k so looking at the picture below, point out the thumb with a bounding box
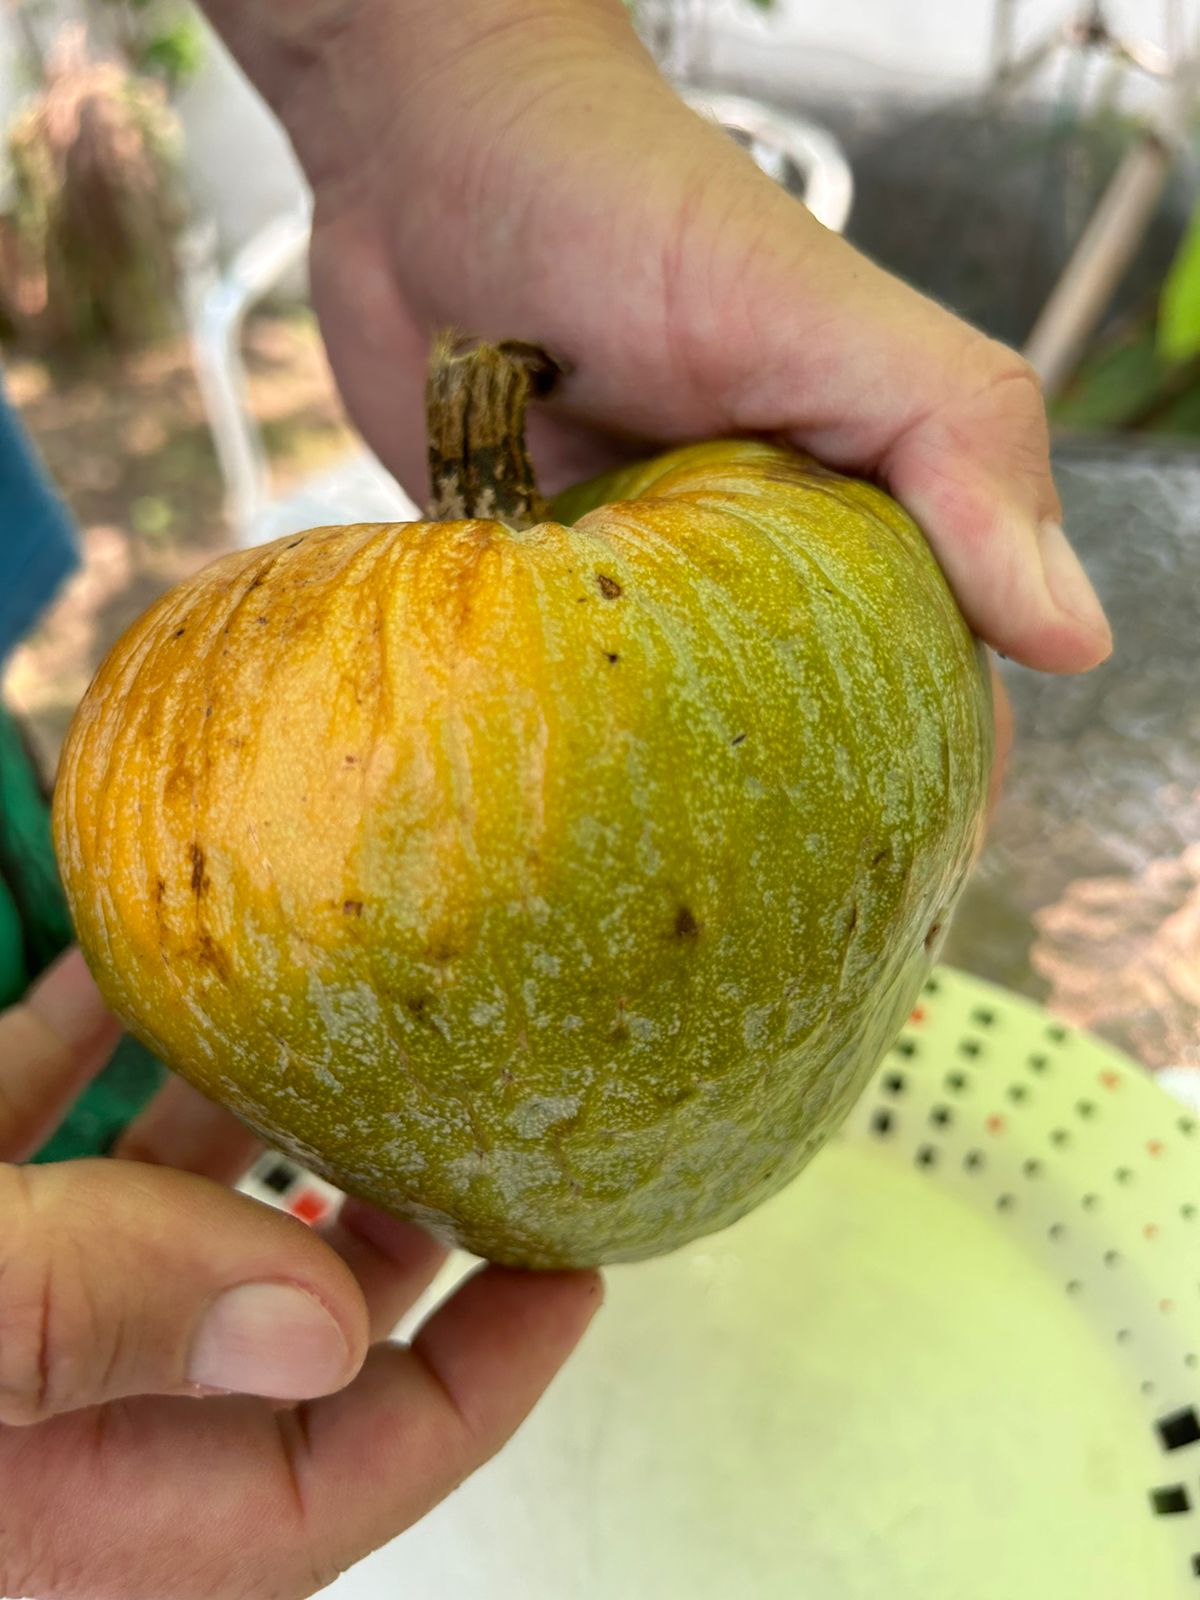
[737,224,1114,676]
[0,1158,369,1424]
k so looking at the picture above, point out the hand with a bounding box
[250,0,1112,678]
[0,950,601,1600]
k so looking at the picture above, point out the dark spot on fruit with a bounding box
[228,736,244,749]
[154,878,166,904]
[248,575,263,589]
[195,933,229,980]
[604,650,620,664]
[287,538,304,549]
[674,906,700,940]
[610,1018,630,1043]
[173,627,186,639]
[871,846,891,866]
[925,921,943,950]
[576,595,588,603]
[730,732,747,746]
[204,704,213,718]
[255,615,269,625]
[343,754,359,766]
[596,573,623,599]
[189,844,207,898]
[426,937,462,965]
[343,899,364,917]
[405,994,430,1019]
[847,904,859,933]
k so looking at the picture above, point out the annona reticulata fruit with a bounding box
[53,339,991,1267]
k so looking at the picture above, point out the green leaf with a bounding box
[1159,202,1200,364]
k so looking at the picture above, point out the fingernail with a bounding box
[1038,520,1112,648]
[189,1283,351,1399]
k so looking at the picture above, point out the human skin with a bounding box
[4,2,1104,1595]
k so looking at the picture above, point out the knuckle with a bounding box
[970,336,1045,410]
[0,1166,98,1424]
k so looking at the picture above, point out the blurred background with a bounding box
[2,0,1199,1086]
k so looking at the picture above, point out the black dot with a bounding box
[1009,1083,1029,1103]
[924,976,940,996]
[1157,1408,1200,1451]
[964,1149,985,1171]
[959,1038,983,1058]
[1050,1127,1070,1147]
[1023,1158,1042,1178]
[893,1037,918,1058]
[1115,1167,1134,1185]
[1182,1204,1197,1222]
[1048,1223,1066,1241]
[1180,1118,1196,1136]
[930,1105,953,1128]
[1192,1553,1200,1577]
[1143,1379,1156,1397]
[883,1072,906,1095]
[1027,1053,1049,1073]
[971,1007,996,1027]
[916,1145,938,1168]
[1046,1024,1069,1043]
[1186,1354,1198,1370]
[1077,1100,1097,1119]
[945,1072,969,1093]
[1067,1279,1084,1295]
[1151,1484,1191,1515]
[1082,1193,1100,1210]
[1105,1250,1122,1268]
[997,1193,1016,1211]
[259,1161,295,1195]
[871,1108,894,1137]
[1116,1328,1133,1344]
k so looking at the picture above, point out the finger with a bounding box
[987,660,1015,823]
[320,1199,448,1341]
[0,1157,372,1423]
[294,1265,603,1570]
[0,1267,601,1600]
[111,1075,262,1184]
[0,948,122,1160]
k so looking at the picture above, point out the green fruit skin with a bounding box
[54,441,992,1267]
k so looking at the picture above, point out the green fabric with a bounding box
[0,703,164,1160]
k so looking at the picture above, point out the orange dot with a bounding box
[986,1114,1006,1135]
[1161,1299,1175,1314]
[1100,1070,1121,1090]
[910,1007,927,1025]
[289,1190,329,1226]
[1148,1140,1165,1158]
[1143,1223,1160,1241]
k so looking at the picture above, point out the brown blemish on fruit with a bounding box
[343,899,364,917]
[925,921,943,950]
[674,906,700,940]
[730,732,747,746]
[154,878,166,904]
[195,933,229,981]
[847,904,859,934]
[596,573,622,599]
[189,844,207,899]
[603,650,620,664]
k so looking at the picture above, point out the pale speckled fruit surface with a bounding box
[53,441,992,1267]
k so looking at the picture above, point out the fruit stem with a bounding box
[425,333,563,529]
